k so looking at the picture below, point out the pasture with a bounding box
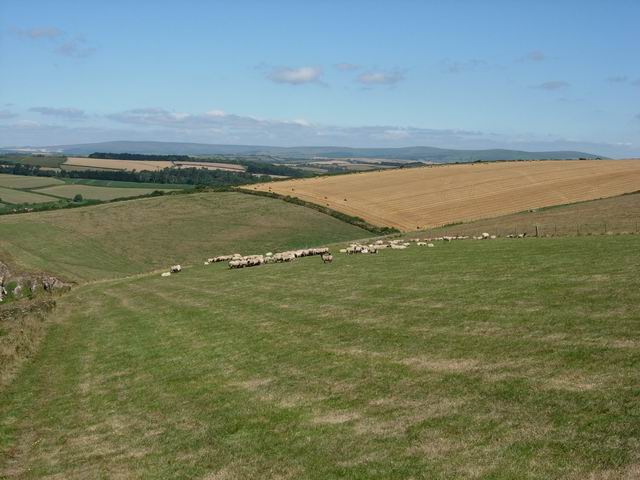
[1,235,639,479]
[33,184,174,201]
[0,174,63,189]
[0,192,368,281]
[0,186,57,205]
[251,160,640,230]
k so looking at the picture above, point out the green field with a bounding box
[61,178,192,189]
[1,235,638,479]
[0,174,64,189]
[0,192,368,281]
[33,184,175,201]
[0,186,57,205]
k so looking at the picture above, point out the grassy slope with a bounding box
[0,192,368,282]
[32,184,174,201]
[0,186,58,205]
[419,192,640,237]
[1,236,639,479]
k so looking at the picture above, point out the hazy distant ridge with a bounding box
[2,140,603,162]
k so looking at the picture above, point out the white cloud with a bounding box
[0,110,18,119]
[266,66,323,85]
[357,70,404,86]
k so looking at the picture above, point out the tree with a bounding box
[73,194,83,202]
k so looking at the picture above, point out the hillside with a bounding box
[2,140,602,162]
[0,192,368,281]
[251,159,640,230]
[1,235,639,478]
[418,191,640,237]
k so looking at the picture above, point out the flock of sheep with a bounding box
[161,231,509,276]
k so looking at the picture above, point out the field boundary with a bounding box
[236,187,399,235]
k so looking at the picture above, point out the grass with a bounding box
[0,235,639,478]
[0,174,64,189]
[0,192,368,281]
[418,192,640,237]
[61,178,191,189]
[32,184,175,201]
[0,186,58,205]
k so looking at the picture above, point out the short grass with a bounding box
[0,192,368,281]
[419,192,640,237]
[1,235,638,479]
[61,178,191,189]
[0,174,64,189]
[32,184,173,201]
[0,186,58,205]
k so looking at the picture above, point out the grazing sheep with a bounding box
[170,265,182,273]
[427,243,435,247]
[339,248,347,253]
[161,272,171,277]
[417,242,427,246]
[321,253,333,263]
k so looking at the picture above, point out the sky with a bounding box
[1,0,639,157]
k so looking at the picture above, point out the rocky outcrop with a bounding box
[0,261,70,302]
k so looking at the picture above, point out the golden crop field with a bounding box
[63,157,174,171]
[62,157,246,172]
[251,160,640,230]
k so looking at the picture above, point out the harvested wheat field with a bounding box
[62,157,245,172]
[251,160,640,230]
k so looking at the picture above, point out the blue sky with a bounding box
[1,0,639,156]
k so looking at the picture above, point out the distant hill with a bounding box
[1,140,604,163]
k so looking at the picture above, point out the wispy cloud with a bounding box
[334,62,361,71]
[12,26,96,58]
[266,66,323,85]
[12,26,62,40]
[30,107,87,119]
[531,80,570,91]
[606,75,628,83]
[442,58,488,74]
[632,78,640,87]
[518,50,546,62]
[356,70,404,86]
[0,110,18,119]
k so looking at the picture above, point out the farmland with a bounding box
[0,174,63,189]
[33,184,174,201]
[62,157,246,172]
[251,159,640,230]
[0,186,57,204]
[0,192,368,281]
[1,233,639,479]
[418,191,640,238]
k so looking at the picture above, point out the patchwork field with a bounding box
[1,235,639,479]
[0,174,63,189]
[0,186,57,204]
[251,160,640,230]
[0,192,368,281]
[62,157,246,172]
[33,184,174,201]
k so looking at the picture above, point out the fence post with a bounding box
[535,225,539,237]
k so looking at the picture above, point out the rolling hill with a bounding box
[251,159,640,230]
[1,140,603,163]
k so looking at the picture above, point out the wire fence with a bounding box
[426,220,640,238]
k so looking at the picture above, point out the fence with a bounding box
[424,220,640,238]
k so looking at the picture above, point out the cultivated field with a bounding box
[0,174,63,189]
[0,192,368,281]
[1,235,639,479]
[62,157,246,172]
[251,160,640,230]
[418,191,640,238]
[0,186,57,204]
[33,184,174,201]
